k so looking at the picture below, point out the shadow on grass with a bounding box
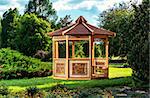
[42,76,132,90]
[65,77,132,88]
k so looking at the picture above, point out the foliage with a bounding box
[95,42,105,58]
[127,0,149,86]
[16,13,52,56]
[0,48,52,79]
[1,9,52,58]
[26,86,39,97]
[25,0,57,22]
[98,2,133,57]
[1,8,20,49]
[75,41,86,58]
[0,84,9,96]
[56,15,73,29]
[0,17,1,48]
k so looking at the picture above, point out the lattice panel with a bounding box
[94,66,105,74]
[72,63,88,75]
[69,60,90,77]
[55,62,65,75]
[95,61,105,66]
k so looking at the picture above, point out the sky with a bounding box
[0,0,142,26]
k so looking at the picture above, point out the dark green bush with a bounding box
[26,86,39,97]
[0,48,52,79]
[0,84,9,96]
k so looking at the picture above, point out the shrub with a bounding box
[0,48,52,79]
[0,84,9,96]
[26,86,39,97]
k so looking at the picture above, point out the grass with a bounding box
[0,64,132,93]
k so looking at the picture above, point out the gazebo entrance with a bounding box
[49,16,115,80]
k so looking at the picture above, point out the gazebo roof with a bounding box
[49,16,115,37]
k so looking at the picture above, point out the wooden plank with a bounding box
[68,38,89,41]
[69,35,89,38]
[106,37,109,67]
[72,41,75,58]
[94,35,107,38]
[52,38,55,77]
[89,36,92,79]
[68,58,90,60]
[55,41,59,58]
[105,37,109,78]
[66,35,69,79]
[53,39,66,41]
[53,76,67,80]
[53,36,66,39]
[92,36,95,67]
[68,77,91,80]
[54,58,66,60]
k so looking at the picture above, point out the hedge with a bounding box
[0,48,52,79]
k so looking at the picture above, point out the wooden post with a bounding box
[92,37,95,64]
[52,37,55,77]
[72,41,75,58]
[66,35,69,79]
[89,36,92,79]
[55,41,59,58]
[106,37,109,67]
[106,37,109,78]
[92,36,95,77]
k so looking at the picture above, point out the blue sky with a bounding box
[0,0,142,26]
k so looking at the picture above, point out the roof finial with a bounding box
[75,16,87,23]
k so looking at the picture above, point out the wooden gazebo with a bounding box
[49,16,115,80]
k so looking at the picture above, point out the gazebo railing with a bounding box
[53,58,108,79]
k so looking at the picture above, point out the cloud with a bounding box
[0,0,29,17]
[53,0,143,12]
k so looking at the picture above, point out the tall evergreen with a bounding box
[25,0,57,21]
[1,8,19,48]
[127,0,149,86]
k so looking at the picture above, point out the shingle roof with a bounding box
[48,16,115,36]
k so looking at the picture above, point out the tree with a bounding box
[25,0,57,21]
[1,8,19,48]
[0,17,2,48]
[16,13,52,56]
[127,0,149,86]
[98,3,133,57]
[55,15,73,29]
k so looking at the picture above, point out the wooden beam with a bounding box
[92,37,95,65]
[66,35,69,79]
[68,38,89,41]
[105,37,109,67]
[72,41,75,58]
[92,36,95,78]
[105,37,109,78]
[94,35,107,38]
[89,36,92,79]
[55,41,59,58]
[52,38,55,77]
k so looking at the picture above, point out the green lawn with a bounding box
[0,64,132,93]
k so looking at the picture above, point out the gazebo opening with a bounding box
[48,16,115,80]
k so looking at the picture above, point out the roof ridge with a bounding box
[82,22,94,34]
[62,22,79,35]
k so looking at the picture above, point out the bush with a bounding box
[0,84,9,96]
[0,48,52,79]
[26,86,39,97]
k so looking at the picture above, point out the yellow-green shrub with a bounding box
[0,48,52,79]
